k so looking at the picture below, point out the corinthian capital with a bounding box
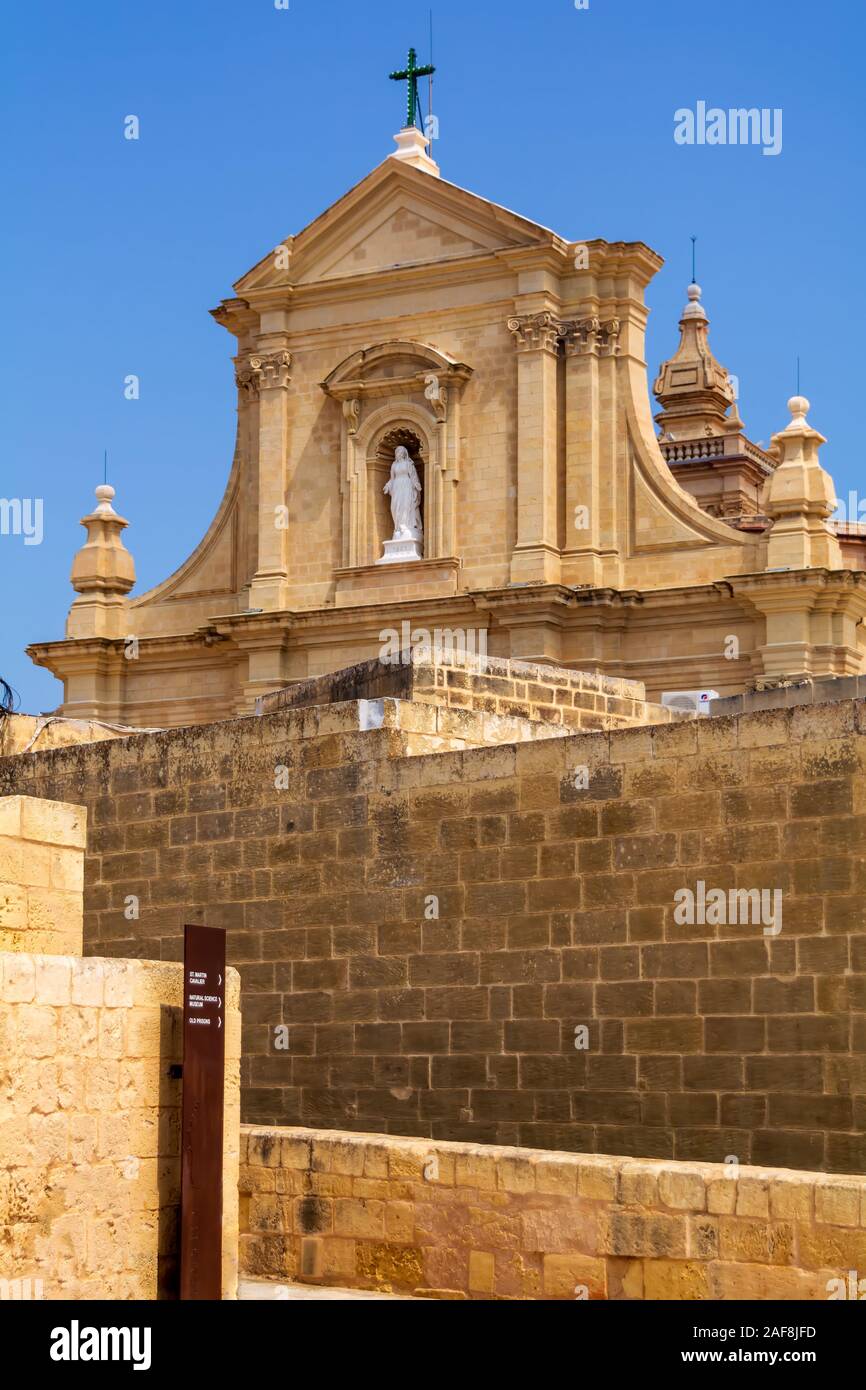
[561,317,621,358]
[561,317,600,357]
[506,312,564,355]
[252,350,293,390]
[234,358,260,398]
[600,318,621,357]
[236,349,293,396]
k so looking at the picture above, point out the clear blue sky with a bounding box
[1,0,862,712]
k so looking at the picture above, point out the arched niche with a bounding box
[321,340,473,569]
[371,425,428,559]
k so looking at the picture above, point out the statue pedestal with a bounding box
[377,537,423,565]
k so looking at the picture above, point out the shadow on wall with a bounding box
[157,1003,183,1300]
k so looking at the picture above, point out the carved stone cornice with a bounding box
[235,350,293,396]
[506,312,564,355]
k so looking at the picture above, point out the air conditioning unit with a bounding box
[661,689,719,716]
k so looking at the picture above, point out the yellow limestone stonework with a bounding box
[0,794,241,1300]
[27,140,866,726]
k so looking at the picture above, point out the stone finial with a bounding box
[763,396,842,570]
[67,484,136,640]
[780,394,812,433]
[390,126,440,176]
[653,283,740,438]
[682,282,708,322]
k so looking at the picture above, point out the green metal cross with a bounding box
[389,47,435,130]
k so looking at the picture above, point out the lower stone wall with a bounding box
[3,696,865,1174]
[0,952,242,1300]
[239,1125,866,1301]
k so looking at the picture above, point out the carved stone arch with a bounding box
[322,339,469,395]
[322,342,473,568]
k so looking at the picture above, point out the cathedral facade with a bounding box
[28,128,866,727]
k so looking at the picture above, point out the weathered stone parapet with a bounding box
[239,1125,866,1300]
[254,651,680,732]
[0,713,144,757]
[712,672,866,714]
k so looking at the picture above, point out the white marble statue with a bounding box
[383,446,423,543]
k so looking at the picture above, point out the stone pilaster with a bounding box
[560,317,620,586]
[506,312,563,585]
[242,336,293,612]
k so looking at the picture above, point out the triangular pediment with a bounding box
[235,158,564,293]
[307,202,490,282]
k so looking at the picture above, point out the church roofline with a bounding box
[236,157,564,286]
[227,155,664,300]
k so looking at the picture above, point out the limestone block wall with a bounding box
[258,651,684,733]
[0,794,85,954]
[0,702,864,1174]
[0,794,242,1300]
[1,952,241,1299]
[238,1126,866,1300]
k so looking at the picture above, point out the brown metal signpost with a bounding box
[180,923,226,1300]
